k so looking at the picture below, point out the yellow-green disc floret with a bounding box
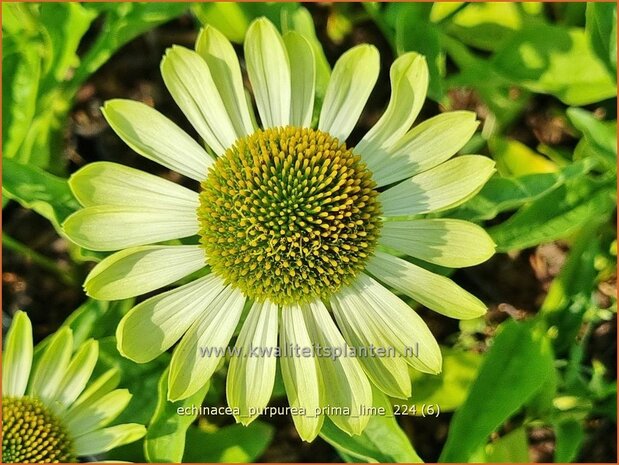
[2,396,75,463]
[198,126,382,305]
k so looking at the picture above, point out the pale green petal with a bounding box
[69,162,199,211]
[371,111,479,187]
[366,251,487,320]
[302,300,372,435]
[330,291,412,399]
[73,423,146,456]
[195,25,255,136]
[380,155,496,217]
[347,273,442,374]
[283,31,315,127]
[161,46,238,155]
[65,389,132,438]
[67,369,121,417]
[227,300,278,425]
[380,219,496,267]
[244,18,291,127]
[2,310,33,397]
[318,45,379,142]
[102,99,213,181]
[117,274,226,363]
[85,245,206,300]
[168,286,245,401]
[29,327,73,402]
[280,304,324,442]
[52,339,98,412]
[357,53,428,167]
[63,205,198,251]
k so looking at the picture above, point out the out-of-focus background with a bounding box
[2,2,616,463]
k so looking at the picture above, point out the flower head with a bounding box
[63,18,495,441]
[2,311,146,462]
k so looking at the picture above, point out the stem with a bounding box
[2,234,78,286]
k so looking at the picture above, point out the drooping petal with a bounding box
[227,300,278,425]
[63,205,199,251]
[29,327,73,402]
[280,304,324,442]
[244,18,291,128]
[69,162,199,210]
[195,25,255,137]
[73,424,146,456]
[330,290,412,399]
[85,245,206,300]
[342,273,442,375]
[366,251,487,320]
[283,31,315,127]
[357,53,428,167]
[52,339,99,412]
[161,46,239,155]
[318,45,379,142]
[116,274,226,363]
[302,300,372,435]
[380,155,496,217]
[2,310,33,397]
[371,111,479,187]
[168,286,245,401]
[380,219,496,268]
[102,99,214,181]
[65,389,132,438]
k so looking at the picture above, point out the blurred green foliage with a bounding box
[2,2,616,463]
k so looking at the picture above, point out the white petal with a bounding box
[330,290,412,399]
[102,99,213,181]
[63,205,199,251]
[244,18,291,128]
[168,286,245,401]
[227,300,278,425]
[65,389,132,437]
[73,424,146,456]
[51,339,98,412]
[29,327,73,402]
[161,46,239,155]
[280,304,324,442]
[371,111,479,187]
[117,274,226,363]
[380,155,496,217]
[302,300,372,435]
[67,369,121,416]
[366,251,487,320]
[2,311,33,397]
[380,219,496,267]
[69,162,199,211]
[318,45,379,142]
[195,25,255,137]
[85,245,206,300]
[346,273,442,374]
[283,32,315,127]
[357,53,428,167]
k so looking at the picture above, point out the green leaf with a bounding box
[585,2,617,76]
[320,388,423,463]
[2,158,80,229]
[406,347,482,412]
[145,368,210,463]
[448,157,597,221]
[482,427,530,462]
[439,320,554,462]
[489,137,557,177]
[567,107,617,170]
[489,176,616,251]
[182,422,274,462]
[492,24,616,105]
[395,8,444,101]
[553,419,585,463]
